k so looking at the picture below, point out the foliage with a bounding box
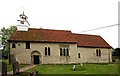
[112,48,120,62]
[1,26,17,59]
[114,48,120,58]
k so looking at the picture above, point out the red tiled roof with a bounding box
[9,28,76,43]
[8,28,112,48]
[73,34,112,48]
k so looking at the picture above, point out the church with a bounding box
[8,12,113,64]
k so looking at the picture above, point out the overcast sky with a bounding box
[0,0,119,48]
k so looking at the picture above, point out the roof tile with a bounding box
[73,34,112,48]
[9,28,112,48]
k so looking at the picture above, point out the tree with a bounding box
[112,48,120,62]
[1,26,17,59]
[114,48,120,58]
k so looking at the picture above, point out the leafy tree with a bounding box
[112,48,120,63]
[114,48,120,58]
[1,26,17,59]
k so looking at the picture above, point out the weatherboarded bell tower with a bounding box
[17,12,30,31]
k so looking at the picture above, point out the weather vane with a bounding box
[19,11,28,21]
[18,11,30,26]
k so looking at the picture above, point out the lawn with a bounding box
[27,63,119,74]
[7,64,28,72]
[0,59,28,72]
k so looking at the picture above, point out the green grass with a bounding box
[0,59,28,72]
[27,64,119,74]
[0,59,9,64]
[7,64,28,72]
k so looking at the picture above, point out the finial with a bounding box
[17,10,30,26]
[19,11,28,21]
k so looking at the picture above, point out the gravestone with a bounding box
[10,54,20,75]
[12,61,19,75]
[1,61,7,75]
[72,65,76,71]
[80,63,83,66]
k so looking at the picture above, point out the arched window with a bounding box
[48,47,50,56]
[96,49,101,57]
[45,47,47,56]
[98,49,101,57]
[96,49,99,56]
[78,53,80,58]
[12,43,16,48]
[66,48,69,56]
[59,48,69,56]
[60,48,62,56]
[45,47,51,56]
[63,48,66,56]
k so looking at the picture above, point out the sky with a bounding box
[0,0,119,48]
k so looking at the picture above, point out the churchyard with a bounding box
[0,59,28,75]
[0,59,119,76]
[1,59,27,72]
[26,63,119,74]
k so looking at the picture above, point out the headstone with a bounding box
[72,65,76,71]
[1,61,7,75]
[12,61,19,75]
[80,63,83,66]
[16,62,19,73]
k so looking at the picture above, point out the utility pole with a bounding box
[118,1,120,75]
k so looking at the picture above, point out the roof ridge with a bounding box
[28,28,72,32]
[72,33,100,37]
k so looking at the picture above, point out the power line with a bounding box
[80,24,119,33]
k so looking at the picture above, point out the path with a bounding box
[7,64,37,74]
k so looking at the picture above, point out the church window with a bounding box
[45,47,47,56]
[48,47,50,56]
[96,49,101,57]
[12,43,16,48]
[66,48,69,56]
[60,48,62,56]
[26,42,30,49]
[78,53,81,58]
[59,47,69,56]
[45,47,51,56]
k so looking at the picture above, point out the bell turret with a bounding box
[17,11,30,31]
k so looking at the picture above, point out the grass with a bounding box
[0,59,28,72]
[27,63,119,74]
[7,64,28,72]
[1,59,119,75]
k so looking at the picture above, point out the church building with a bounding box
[8,12,113,64]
